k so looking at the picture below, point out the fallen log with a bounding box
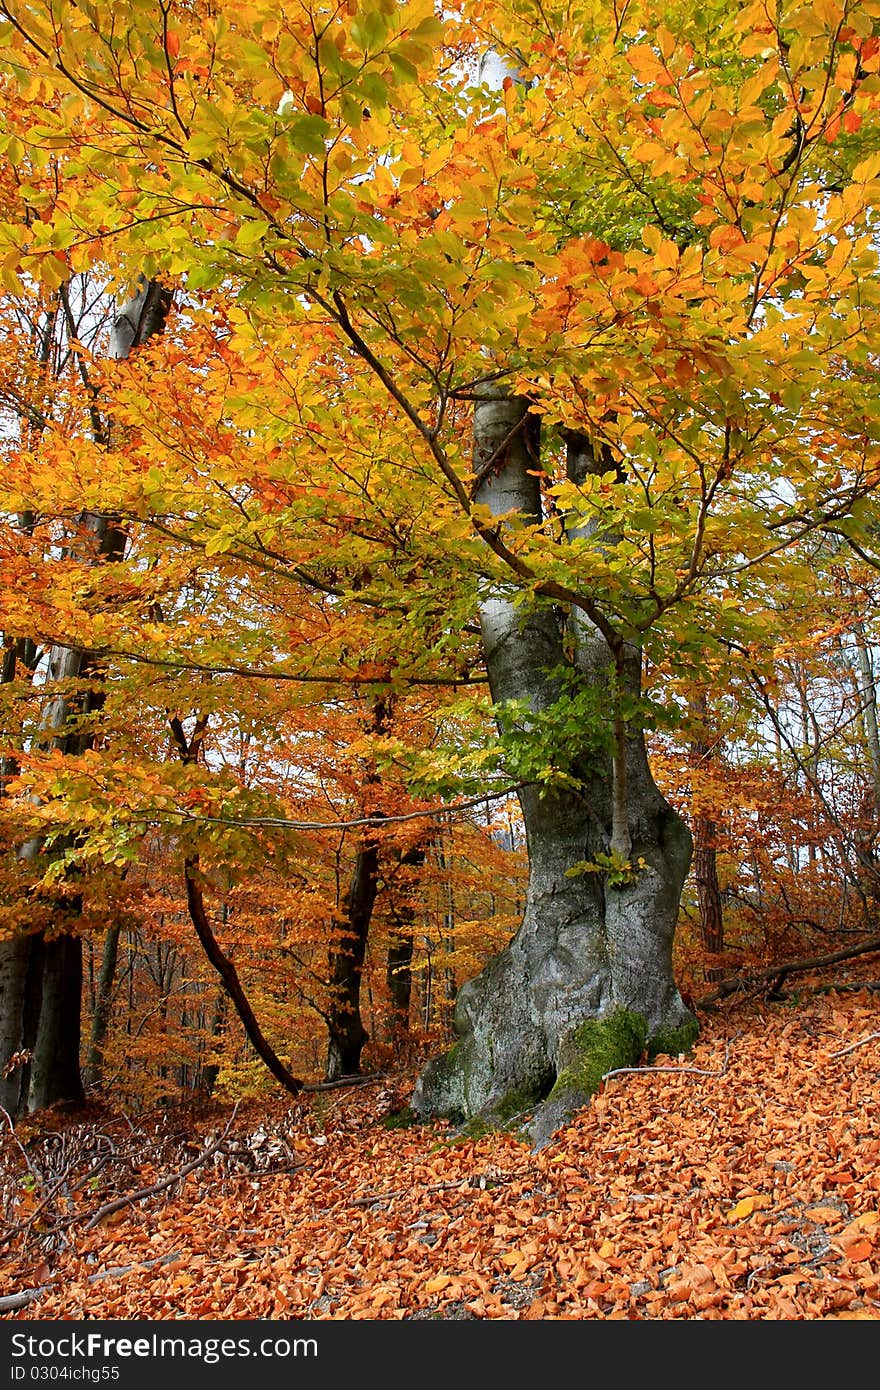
[695,934,880,1009]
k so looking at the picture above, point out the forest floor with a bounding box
[2,977,880,1321]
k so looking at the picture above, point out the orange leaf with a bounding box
[842,1239,874,1262]
[423,1275,451,1294]
[500,1249,527,1266]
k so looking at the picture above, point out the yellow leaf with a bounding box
[725,1195,771,1221]
[597,1239,615,1258]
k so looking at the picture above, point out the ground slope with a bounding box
[2,986,879,1320]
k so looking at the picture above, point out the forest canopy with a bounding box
[0,0,878,1141]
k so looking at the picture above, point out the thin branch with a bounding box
[602,1037,735,1083]
[162,784,528,835]
[37,642,488,688]
[829,1031,880,1059]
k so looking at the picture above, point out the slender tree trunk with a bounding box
[385,846,425,1044]
[83,924,121,1089]
[694,832,724,950]
[689,693,725,978]
[386,931,414,1037]
[796,663,822,867]
[324,697,390,1080]
[325,842,379,1079]
[413,398,695,1144]
[855,629,880,803]
[198,989,228,1096]
[432,833,458,1030]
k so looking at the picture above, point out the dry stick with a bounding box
[82,1102,240,1231]
[829,1031,880,1059]
[602,1037,736,1084]
[0,1250,189,1313]
[777,980,880,998]
[695,934,880,1008]
[304,1073,388,1093]
[0,1287,48,1312]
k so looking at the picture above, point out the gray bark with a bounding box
[855,630,880,805]
[412,395,694,1143]
[25,933,84,1111]
[0,935,32,1115]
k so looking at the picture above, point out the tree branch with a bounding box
[696,935,880,1008]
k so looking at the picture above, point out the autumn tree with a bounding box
[0,275,171,1115]
[1,0,880,1140]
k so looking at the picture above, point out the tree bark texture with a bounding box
[412,396,695,1145]
[325,842,379,1080]
[83,924,121,1088]
[385,845,425,1042]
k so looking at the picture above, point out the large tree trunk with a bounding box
[0,279,172,1116]
[26,932,85,1112]
[412,395,695,1145]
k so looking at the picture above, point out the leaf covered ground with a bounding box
[3,985,880,1321]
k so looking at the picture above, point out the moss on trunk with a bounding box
[647,1016,700,1060]
[550,1008,648,1100]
